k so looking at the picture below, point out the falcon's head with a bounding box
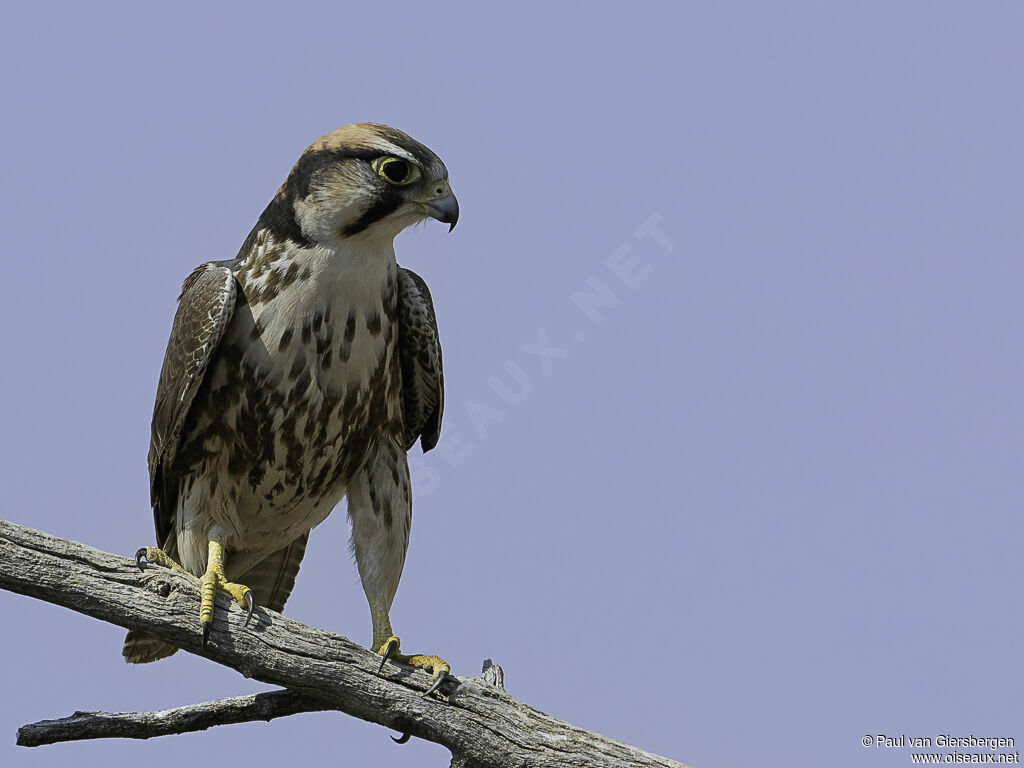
[259,123,458,248]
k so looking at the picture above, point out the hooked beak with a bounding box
[425,191,459,232]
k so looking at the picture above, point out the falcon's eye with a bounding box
[374,157,419,186]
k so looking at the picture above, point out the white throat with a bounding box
[236,231,398,388]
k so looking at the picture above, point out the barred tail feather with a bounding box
[236,532,309,613]
[122,630,178,664]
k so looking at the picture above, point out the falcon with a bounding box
[123,123,456,696]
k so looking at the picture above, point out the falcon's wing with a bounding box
[148,262,237,547]
[396,266,444,452]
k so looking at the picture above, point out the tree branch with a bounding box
[17,689,328,747]
[0,518,689,767]
[17,663,507,749]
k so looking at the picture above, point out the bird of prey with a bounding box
[123,123,456,695]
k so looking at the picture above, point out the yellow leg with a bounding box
[371,599,451,698]
[136,541,253,648]
[198,539,253,646]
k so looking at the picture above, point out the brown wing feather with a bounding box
[148,262,237,547]
[396,266,444,452]
[124,264,237,665]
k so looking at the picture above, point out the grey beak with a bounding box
[426,192,459,232]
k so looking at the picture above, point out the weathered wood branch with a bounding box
[16,662,507,751]
[0,518,689,767]
[17,689,329,747]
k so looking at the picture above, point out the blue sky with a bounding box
[1,3,1022,767]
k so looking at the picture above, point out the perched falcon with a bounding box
[124,123,456,694]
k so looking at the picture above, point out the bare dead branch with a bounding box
[0,517,689,767]
[17,689,328,747]
[15,666,507,748]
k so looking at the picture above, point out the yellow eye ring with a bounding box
[373,157,420,186]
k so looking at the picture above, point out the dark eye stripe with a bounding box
[289,148,383,198]
[342,192,404,237]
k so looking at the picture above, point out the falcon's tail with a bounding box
[120,533,309,664]
[235,531,309,614]
[122,631,178,664]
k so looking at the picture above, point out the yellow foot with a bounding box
[135,546,189,575]
[135,542,254,648]
[376,635,451,698]
[198,540,253,647]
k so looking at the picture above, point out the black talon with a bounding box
[135,548,148,571]
[201,621,211,648]
[243,591,255,627]
[422,669,448,699]
[391,732,411,744]
[377,638,399,674]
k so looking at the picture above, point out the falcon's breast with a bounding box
[169,230,403,571]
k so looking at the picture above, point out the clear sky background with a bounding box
[1,3,1022,767]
